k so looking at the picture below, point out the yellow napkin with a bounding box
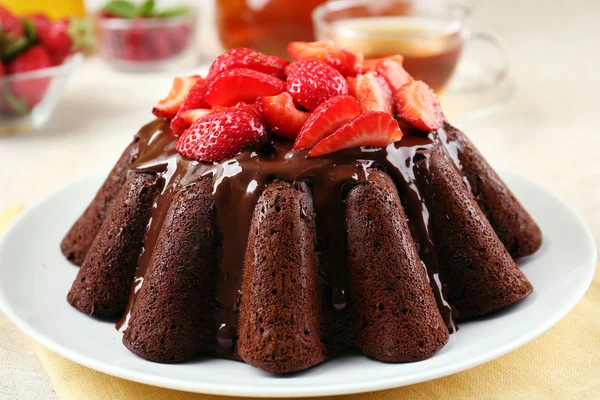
[1,206,599,400]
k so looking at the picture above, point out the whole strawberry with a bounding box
[40,18,94,65]
[26,13,52,38]
[176,109,265,162]
[0,62,6,113]
[0,5,24,38]
[7,45,53,109]
[39,19,72,65]
[286,59,349,111]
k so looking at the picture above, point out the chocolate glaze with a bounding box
[117,119,464,348]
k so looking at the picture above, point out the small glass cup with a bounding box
[0,54,82,136]
[96,11,198,72]
[313,0,511,119]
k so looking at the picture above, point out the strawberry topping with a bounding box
[257,92,310,140]
[308,111,403,157]
[152,75,201,119]
[286,59,348,111]
[176,109,265,162]
[178,109,213,125]
[206,48,289,81]
[375,57,412,92]
[204,68,286,108]
[394,80,444,132]
[347,71,393,114]
[361,55,404,72]
[170,79,209,134]
[294,95,361,150]
[287,40,361,76]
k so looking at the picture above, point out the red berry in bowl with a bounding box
[0,5,24,38]
[26,13,52,37]
[40,19,73,65]
[145,29,171,60]
[168,25,190,54]
[6,45,53,109]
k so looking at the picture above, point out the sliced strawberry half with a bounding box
[287,40,361,76]
[394,80,444,132]
[178,108,213,125]
[176,109,265,162]
[205,47,289,81]
[205,68,286,108]
[361,55,404,72]
[307,111,403,157]
[348,71,393,114]
[153,75,201,119]
[257,92,310,140]
[286,59,349,111]
[294,95,361,150]
[375,57,412,92]
[170,79,209,134]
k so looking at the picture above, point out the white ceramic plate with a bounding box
[0,167,596,397]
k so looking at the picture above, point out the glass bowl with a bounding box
[0,54,82,136]
[96,11,198,72]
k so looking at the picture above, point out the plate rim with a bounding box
[0,166,596,398]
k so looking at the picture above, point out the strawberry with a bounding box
[176,109,265,162]
[206,47,289,81]
[347,71,393,114]
[231,101,260,117]
[26,13,52,37]
[145,29,171,60]
[178,108,212,125]
[294,95,360,150]
[286,59,348,111]
[6,45,53,109]
[287,41,361,76]
[256,92,310,140]
[170,78,208,134]
[40,17,94,65]
[375,57,412,92]
[308,111,403,157]
[0,6,23,38]
[152,75,201,119]
[361,55,404,72]
[204,68,285,108]
[394,80,444,132]
[39,19,71,65]
[168,25,190,54]
[0,62,5,76]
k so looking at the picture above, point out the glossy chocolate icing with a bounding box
[117,119,466,349]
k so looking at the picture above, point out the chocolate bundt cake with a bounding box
[61,42,541,373]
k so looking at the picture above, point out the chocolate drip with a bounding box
[118,120,463,344]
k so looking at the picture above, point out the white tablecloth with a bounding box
[1,0,599,398]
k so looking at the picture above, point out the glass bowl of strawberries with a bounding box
[96,0,197,71]
[0,6,91,135]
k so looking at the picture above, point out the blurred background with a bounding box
[0,1,599,396]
